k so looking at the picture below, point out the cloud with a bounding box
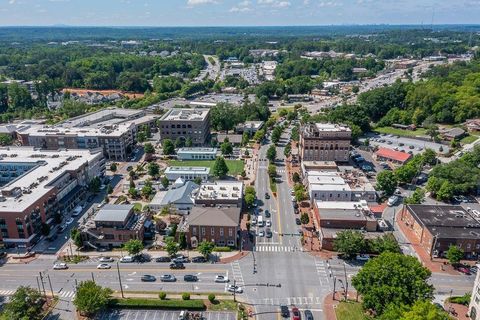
[230,6,251,12]
[187,0,219,6]
[258,0,290,8]
[8,0,17,4]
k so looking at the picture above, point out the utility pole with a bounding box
[38,272,47,298]
[333,276,336,300]
[36,276,41,293]
[116,262,124,298]
[47,275,54,298]
[233,279,236,302]
[91,272,95,282]
[343,261,348,301]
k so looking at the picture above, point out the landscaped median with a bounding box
[108,298,205,310]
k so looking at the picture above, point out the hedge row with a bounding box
[108,298,205,310]
[213,246,232,252]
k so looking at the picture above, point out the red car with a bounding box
[457,266,471,275]
[291,307,301,320]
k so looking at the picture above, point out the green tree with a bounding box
[71,228,83,248]
[266,145,277,162]
[220,140,233,155]
[446,245,464,265]
[175,137,185,148]
[399,300,450,320]
[109,163,117,172]
[300,213,309,225]
[198,240,215,258]
[0,133,13,146]
[193,176,202,185]
[295,188,306,202]
[73,281,112,317]
[147,162,160,177]
[333,230,367,258]
[292,172,301,183]
[178,232,187,250]
[2,286,44,320]
[241,132,250,146]
[106,184,113,194]
[137,131,147,143]
[40,223,50,236]
[144,142,155,155]
[165,238,179,257]
[185,137,193,147]
[128,187,138,198]
[395,163,419,184]
[426,125,439,142]
[437,181,455,201]
[212,156,229,177]
[123,239,144,256]
[352,252,434,315]
[422,149,437,166]
[376,171,398,196]
[162,139,175,155]
[161,176,169,189]
[89,176,101,194]
[404,188,425,205]
[369,234,401,254]
[268,164,277,178]
[253,129,265,142]
[245,193,255,207]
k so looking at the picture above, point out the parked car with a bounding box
[227,285,243,293]
[72,205,83,217]
[172,256,190,264]
[280,305,290,318]
[53,263,68,270]
[265,210,271,218]
[266,220,272,227]
[295,218,301,225]
[304,310,314,320]
[65,218,74,225]
[155,256,171,263]
[170,262,185,269]
[96,263,111,269]
[265,192,270,199]
[133,254,151,263]
[291,307,301,320]
[457,266,471,275]
[356,254,370,261]
[119,256,133,263]
[470,266,478,274]
[160,274,176,282]
[191,256,207,263]
[215,275,229,283]
[387,196,399,207]
[99,256,114,263]
[141,275,156,282]
[266,228,273,238]
[258,230,265,237]
[184,274,198,282]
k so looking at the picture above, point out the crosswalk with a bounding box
[253,296,323,307]
[0,289,75,300]
[314,259,331,287]
[230,261,244,286]
[253,245,299,252]
[276,169,286,173]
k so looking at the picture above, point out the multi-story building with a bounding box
[194,181,243,208]
[469,266,480,319]
[149,181,199,213]
[79,204,146,249]
[299,123,351,162]
[158,109,210,146]
[400,204,480,259]
[0,147,105,248]
[15,108,159,161]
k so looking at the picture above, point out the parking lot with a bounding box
[96,309,236,320]
[363,133,450,155]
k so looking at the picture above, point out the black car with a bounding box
[133,254,151,263]
[294,208,299,215]
[265,210,271,218]
[295,218,301,225]
[304,310,314,320]
[191,256,207,263]
[155,256,171,263]
[172,256,190,264]
[265,192,270,199]
[266,228,273,238]
[141,275,156,282]
[170,262,185,269]
[293,202,299,209]
[183,274,198,282]
[280,305,289,318]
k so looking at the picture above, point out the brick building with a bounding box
[375,147,412,165]
[400,204,480,259]
[299,123,351,162]
[158,109,211,146]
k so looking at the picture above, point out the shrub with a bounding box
[213,246,232,252]
[159,292,167,300]
[449,293,471,306]
[208,294,215,303]
[108,298,205,310]
[182,293,190,301]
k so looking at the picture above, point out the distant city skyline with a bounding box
[0,0,479,26]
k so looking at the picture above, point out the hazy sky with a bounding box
[0,0,479,26]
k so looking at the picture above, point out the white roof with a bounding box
[315,201,368,210]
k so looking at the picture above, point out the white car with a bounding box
[387,196,399,207]
[258,230,265,237]
[72,205,83,217]
[65,217,74,225]
[99,256,114,263]
[227,285,243,293]
[215,275,229,283]
[356,254,370,261]
[97,263,111,269]
[53,263,68,270]
[120,256,133,263]
[266,220,271,227]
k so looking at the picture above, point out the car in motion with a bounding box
[170,262,185,269]
[265,228,273,238]
[160,274,177,282]
[155,256,171,263]
[96,263,111,269]
[215,275,229,283]
[53,263,68,270]
[99,256,114,263]
[291,307,301,320]
[304,309,314,320]
[264,210,271,218]
[119,256,133,263]
[387,195,399,207]
[141,275,156,282]
[183,274,198,282]
[191,256,207,263]
[227,285,243,293]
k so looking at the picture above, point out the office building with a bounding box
[177,148,217,161]
[299,123,351,162]
[158,109,210,146]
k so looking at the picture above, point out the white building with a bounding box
[194,181,244,208]
[164,166,210,182]
[469,264,480,319]
[177,148,217,161]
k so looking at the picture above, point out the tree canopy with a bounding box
[73,281,112,317]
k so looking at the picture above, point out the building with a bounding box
[15,108,158,160]
[235,121,264,135]
[148,181,199,213]
[400,205,480,259]
[440,127,466,141]
[158,109,210,146]
[177,148,217,161]
[465,119,480,132]
[469,265,480,319]
[80,204,146,249]
[194,181,243,208]
[181,206,242,248]
[0,147,105,248]
[375,147,412,165]
[216,134,243,145]
[299,123,351,162]
[304,165,376,203]
[164,167,210,182]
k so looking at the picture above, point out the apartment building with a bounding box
[15,108,159,161]
[0,147,105,248]
[158,109,211,146]
[469,266,480,319]
[299,123,351,162]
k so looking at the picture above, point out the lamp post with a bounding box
[116,262,124,298]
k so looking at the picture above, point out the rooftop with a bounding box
[0,147,103,213]
[306,169,375,193]
[185,206,241,227]
[165,166,210,174]
[150,181,199,207]
[376,147,412,163]
[196,181,243,202]
[93,204,134,223]
[301,123,351,139]
[161,109,209,122]
[316,200,374,221]
[177,148,217,154]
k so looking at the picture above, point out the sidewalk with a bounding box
[323,291,359,320]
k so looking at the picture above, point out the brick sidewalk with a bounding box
[323,291,359,320]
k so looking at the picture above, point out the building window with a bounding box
[228,228,233,237]
[211,227,215,236]
[220,228,224,236]
[201,227,206,235]
[227,240,235,246]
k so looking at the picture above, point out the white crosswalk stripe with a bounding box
[253,245,298,252]
[255,296,322,306]
[0,289,75,300]
[315,259,331,287]
[230,261,244,286]
[0,290,15,296]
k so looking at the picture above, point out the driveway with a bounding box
[96,309,236,320]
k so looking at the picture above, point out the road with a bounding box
[196,55,220,81]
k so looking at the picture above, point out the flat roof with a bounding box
[94,204,133,223]
[315,123,351,132]
[161,109,209,122]
[165,167,210,174]
[177,148,217,154]
[0,147,103,213]
[196,181,243,201]
[317,201,373,221]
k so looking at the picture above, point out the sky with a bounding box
[0,0,479,26]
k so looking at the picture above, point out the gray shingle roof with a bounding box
[156,181,199,206]
[186,206,241,227]
[93,204,134,223]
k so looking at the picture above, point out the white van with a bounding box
[119,256,133,263]
[257,216,264,227]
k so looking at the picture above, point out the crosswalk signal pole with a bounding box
[116,262,124,298]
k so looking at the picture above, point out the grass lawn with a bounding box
[461,134,479,144]
[374,126,427,138]
[208,300,237,311]
[335,301,370,320]
[167,160,244,176]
